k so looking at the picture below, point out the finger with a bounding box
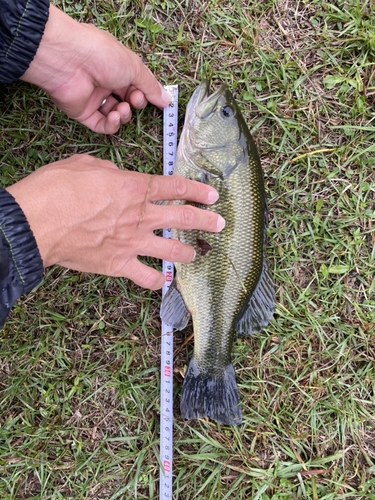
[149,175,220,205]
[80,109,122,134]
[113,49,171,108]
[98,97,132,123]
[98,95,122,115]
[115,102,132,124]
[123,259,165,290]
[114,85,163,111]
[150,203,226,233]
[127,88,147,109]
[138,235,195,263]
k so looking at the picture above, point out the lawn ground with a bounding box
[0,0,375,498]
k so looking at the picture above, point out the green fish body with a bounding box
[160,81,275,425]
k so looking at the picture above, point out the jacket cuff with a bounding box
[0,188,44,328]
[0,0,50,84]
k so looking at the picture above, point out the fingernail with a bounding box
[191,249,196,262]
[217,215,226,231]
[207,189,219,204]
[162,89,172,105]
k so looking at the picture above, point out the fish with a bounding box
[160,80,275,426]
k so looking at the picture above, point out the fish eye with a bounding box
[221,105,234,119]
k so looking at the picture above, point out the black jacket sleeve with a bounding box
[0,1,48,326]
[0,189,43,328]
[0,0,50,84]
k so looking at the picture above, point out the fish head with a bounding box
[182,80,251,179]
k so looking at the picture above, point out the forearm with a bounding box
[0,0,50,84]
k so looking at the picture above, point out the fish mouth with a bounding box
[186,80,227,122]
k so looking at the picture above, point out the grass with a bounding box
[0,0,375,498]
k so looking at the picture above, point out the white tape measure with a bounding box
[160,84,178,500]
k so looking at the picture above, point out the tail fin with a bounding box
[180,357,242,425]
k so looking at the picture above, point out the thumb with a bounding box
[110,47,172,108]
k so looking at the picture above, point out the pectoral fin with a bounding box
[160,279,191,330]
[235,260,275,336]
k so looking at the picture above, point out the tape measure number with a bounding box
[159,84,178,500]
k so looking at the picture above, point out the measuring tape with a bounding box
[160,84,178,500]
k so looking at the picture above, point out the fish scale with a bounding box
[160,80,275,425]
[176,179,262,362]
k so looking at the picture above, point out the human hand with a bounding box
[6,155,225,289]
[21,5,171,134]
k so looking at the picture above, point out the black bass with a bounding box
[160,80,275,426]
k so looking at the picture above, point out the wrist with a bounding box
[6,167,63,269]
[0,188,44,327]
[20,5,84,91]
